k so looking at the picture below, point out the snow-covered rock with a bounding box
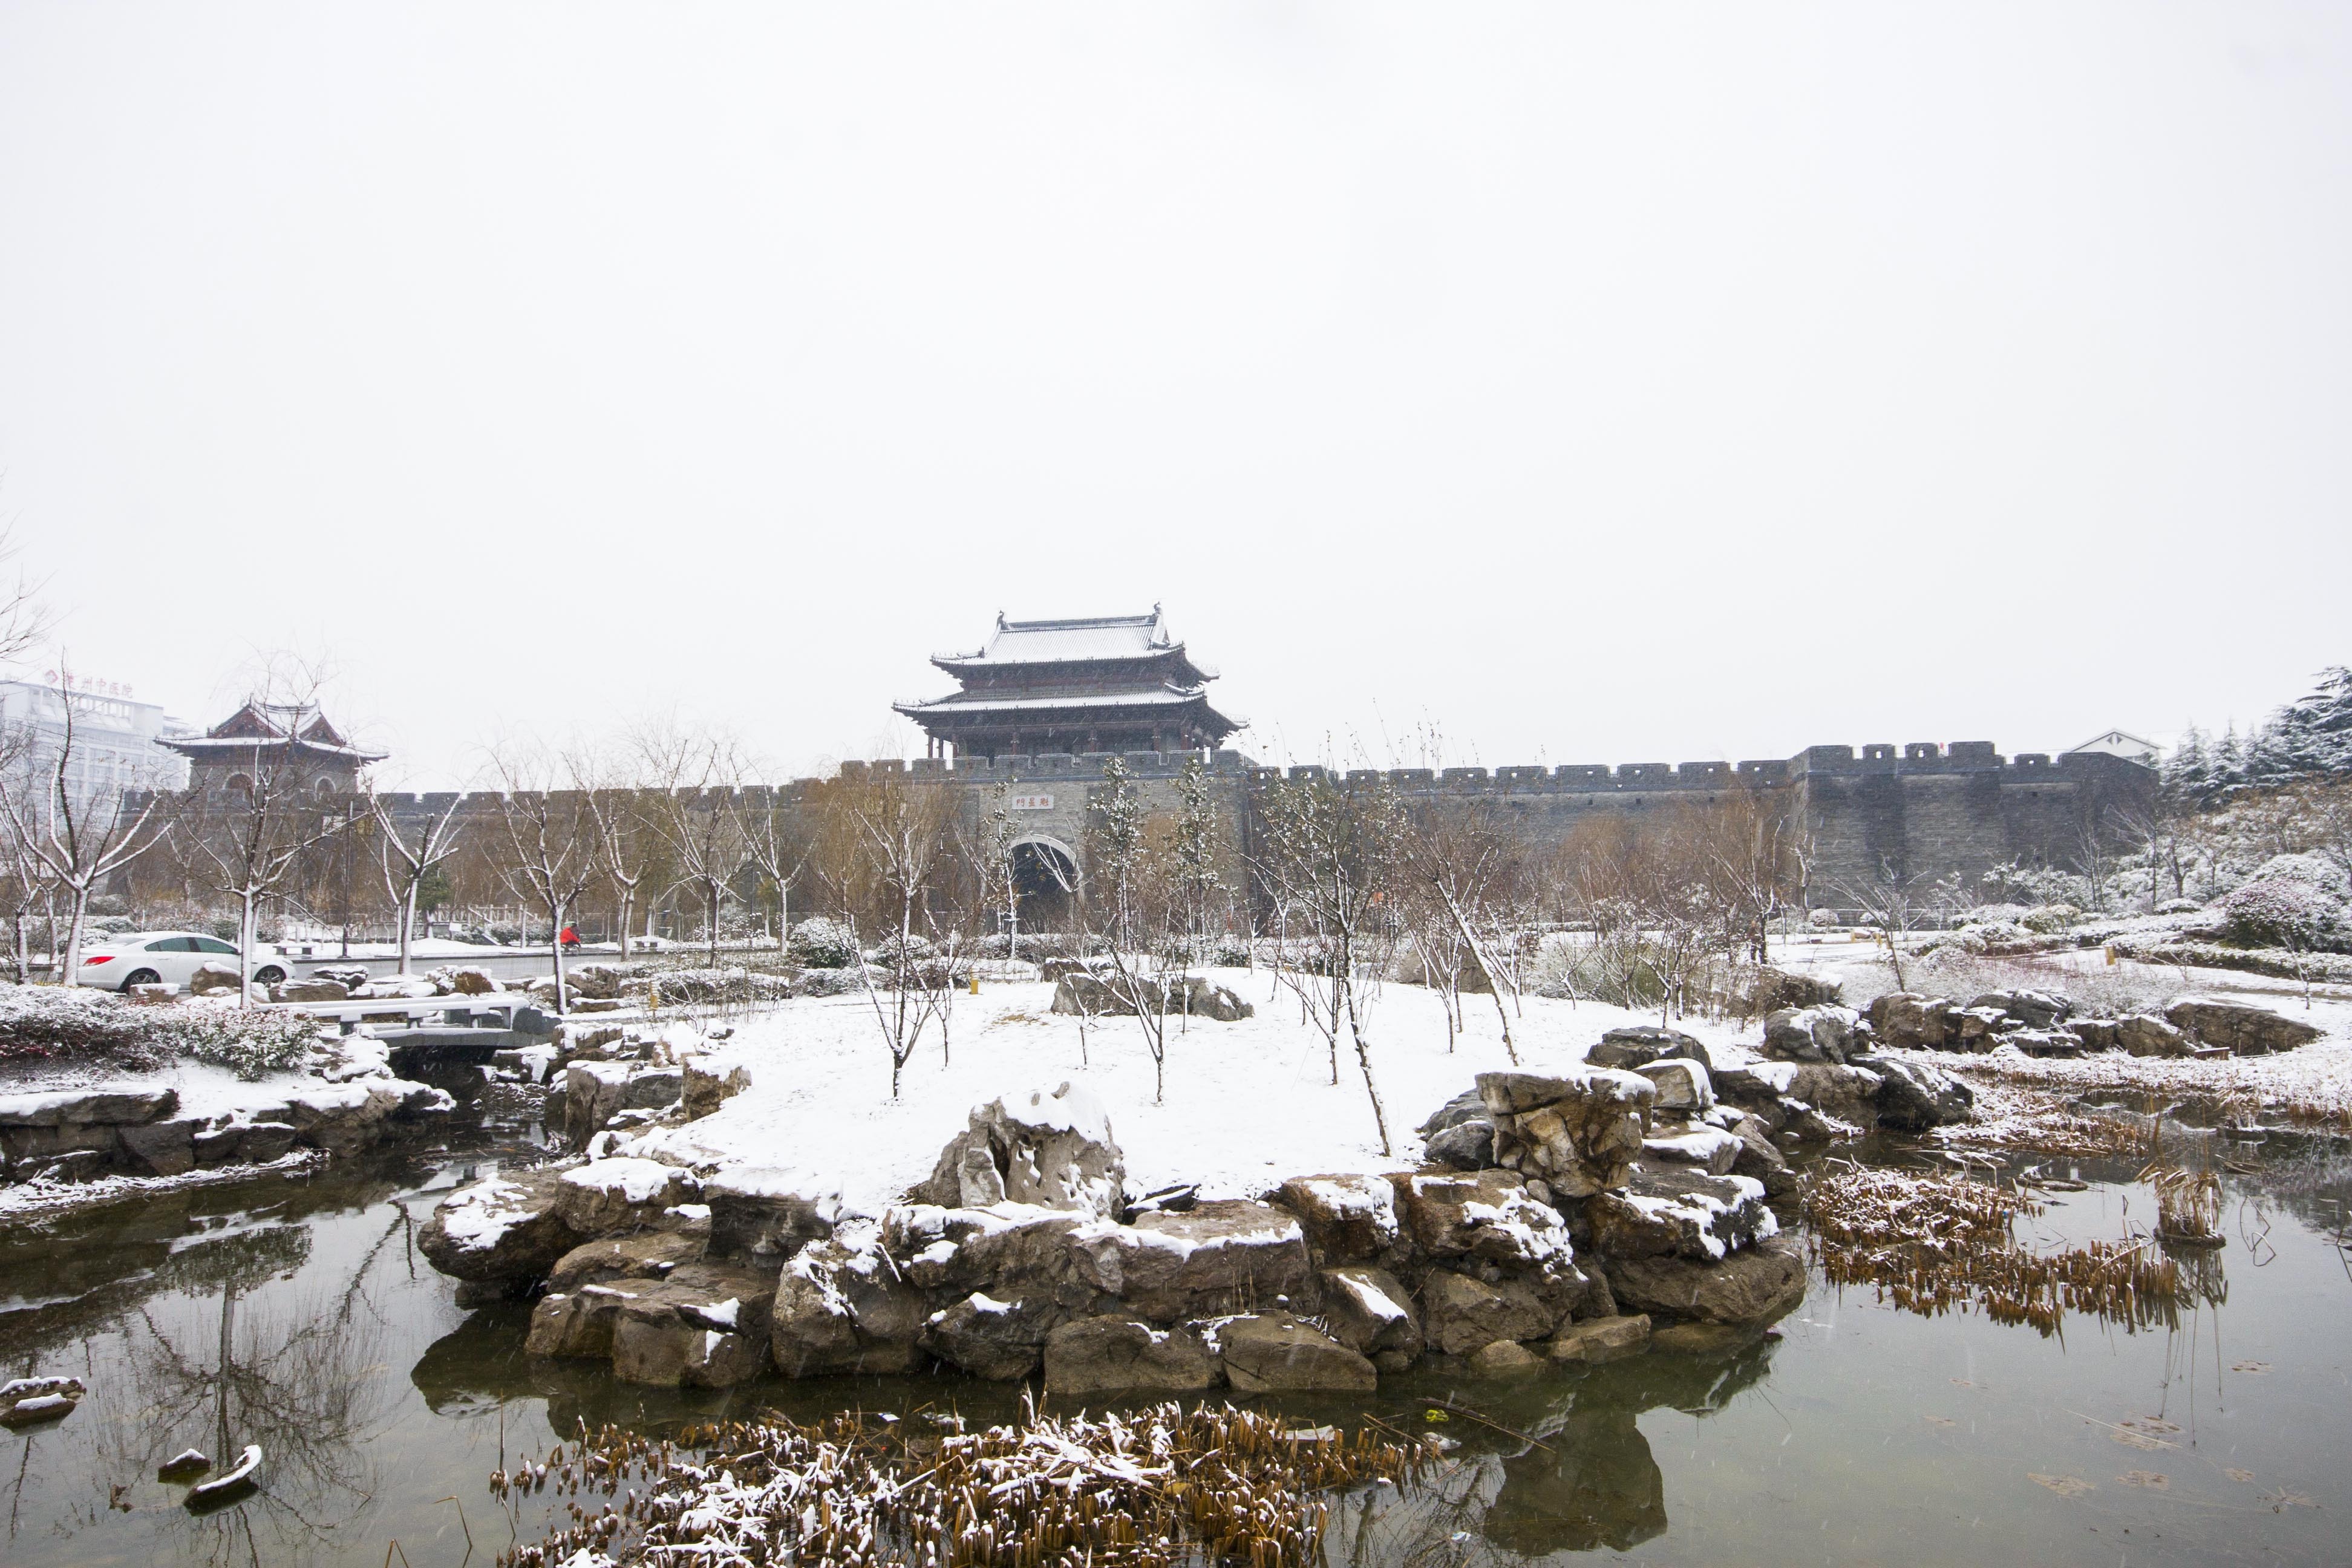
[1042,1316,1221,1394]
[1586,1166,1774,1263]
[1066,1200,1312,1321]
[910,1082,1125,1219]
[1477,1068,1655,1197]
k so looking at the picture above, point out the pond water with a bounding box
[3,1126,2347,1567]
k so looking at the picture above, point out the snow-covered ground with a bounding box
[624,971,1760,1217]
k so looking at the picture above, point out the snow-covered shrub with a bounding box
[787,916,860,969]
[1956,903,2033,929]
[90,915,137,936]
[169,1004,332,1078]
[1806,907,1842,930]
[2020,904,2080,934]
[2155,898,2204,916]
[2217,855,2351,952]
[872,932,936,969]
[1207,933,1253,968]
[0,985,327,1077]
[795,965,868,998]
[0,985,155,1063]
[622,967,796,1006]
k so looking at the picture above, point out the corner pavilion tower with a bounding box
[893,608,1243,762]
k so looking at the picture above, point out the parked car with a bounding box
[72,932,290,993]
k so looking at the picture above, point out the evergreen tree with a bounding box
[2265,665,2352,778]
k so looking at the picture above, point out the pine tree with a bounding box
[2265,666,2352,778]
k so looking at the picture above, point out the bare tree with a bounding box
[0,523,52,671]
[171,675,351,1005]
[739,780,808,954]
[486,740,597,1014]
[636,724,751,967]
[1085,757,1180,1102]
[1247,774,1406,1156]
[366,791,465,975]
[1405,798,1526,1063]
[570,743,656,958]
[812,768,955,1099]
[1831,856,1935,991]
[0,670,168,987]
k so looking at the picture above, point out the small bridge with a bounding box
[270,995,564,1071]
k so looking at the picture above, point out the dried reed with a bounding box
[492,1397,1429,1568]
[1802,1166,2186,1336]
[2141,1161,2226,1248]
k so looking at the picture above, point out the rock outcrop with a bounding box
[910,1083,1126,1218]
[1478,1069,1656,1197]
[2164,998,2324,1055]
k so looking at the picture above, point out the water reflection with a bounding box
[2,1123,2348,1568]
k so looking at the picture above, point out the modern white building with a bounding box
[0,675,191,811]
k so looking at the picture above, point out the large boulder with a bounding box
[681,1057,751,1119]
[547,1231,701,1292]
[419,1170,583,1287]
[1601,1240,1806,1327]
[1779,1062,1880,1129]
[1318,1266,1424,1363]
[1044,1316,1221,1395]
[610,1263,779,1387]
[2165,998,2324,1055]
[1209,1312,1377,1393]
[1968,990,2071,1030]
[1633,1058,1713,1113]
[771,1227,929,1376]
[1638,1125,1743,1175]
[1855,1056,1973,1132]
[910,1083,1125,1219]
[1417,1270,1564,1356]
[1586,1166,1774,1263]
[274,977,350,1003]
[1588,1027,1708,1072]
[1391,1169,1576,1269]
[1276,1173,1400,1263]
[554,1158,701,1235]
[921,1291,1060,1380]
[1176,976,1253,1022]
[1478,1069,1656,1197]
[1760,1006,1860,1065]
[560,1062,684,1146]
[703,1167,841,1264]
[189,962,241,996]
[891,1204,1091,1299]
[1067,1201,1313,1321]
[1417,1088,1495,1171]
[1546,1313,1651,1365]
[1867,993,1959,1051]
[2117,1013,2192,1057]
[525,1281,642,1360]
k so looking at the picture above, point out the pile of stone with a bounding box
[1417,1036,1809,1345]
[1,1376,85,1429]
[523,1022,750,1149]
[1866,991,2321,1060]
[1048,971,1253,1022]
[422,1069,1740,1393]
[0,1078,453,1186]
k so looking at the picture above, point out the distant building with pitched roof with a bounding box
[893,607,1244,761]
[160,701,385,799]
[2065,728,2161,766]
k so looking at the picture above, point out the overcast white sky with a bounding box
[2,4,2347,788]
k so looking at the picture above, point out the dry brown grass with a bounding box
[1802,1165,2187,1336]
[493,1399,1431,1568]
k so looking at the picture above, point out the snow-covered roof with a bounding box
[2066,728,2160,760]
[161,701,385,764]
[932,609,1218,680]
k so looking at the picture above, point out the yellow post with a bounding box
[970,970,981,995]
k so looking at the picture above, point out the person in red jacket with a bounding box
[559,925,581,952]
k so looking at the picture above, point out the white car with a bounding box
[73,932,290,993]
